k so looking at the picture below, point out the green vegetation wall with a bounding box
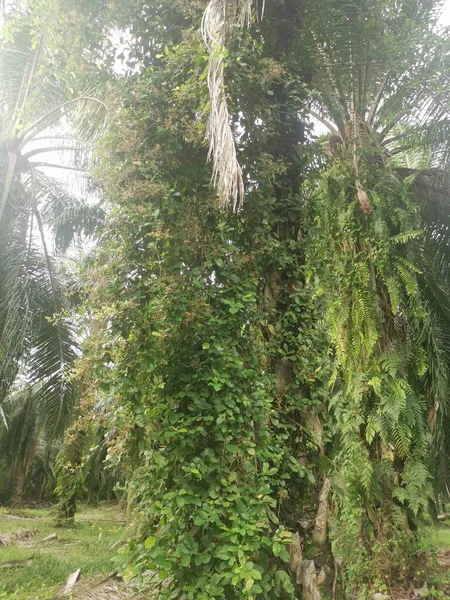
[77,2,336,598]
[39,0,450,598]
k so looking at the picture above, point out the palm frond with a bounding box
[201,0,260,209]
[35,172,105,252]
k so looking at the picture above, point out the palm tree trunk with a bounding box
[12,438,37,505]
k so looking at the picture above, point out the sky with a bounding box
[441,0,450,25]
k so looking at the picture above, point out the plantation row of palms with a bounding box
[0,19,106,501]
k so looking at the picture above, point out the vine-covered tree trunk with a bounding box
[45,0,450,597]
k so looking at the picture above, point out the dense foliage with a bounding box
[1,0,450,598]
[0,9,106,502]
[80,5,332,596]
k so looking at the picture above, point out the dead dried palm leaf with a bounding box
[201,0,263,210]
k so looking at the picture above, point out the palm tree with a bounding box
[201,0,450,576]
[0,16,106,501]
[298,0,450,500]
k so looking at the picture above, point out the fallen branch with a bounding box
[73,572,120,599]
[64,568,81,594]
[0,558,33,569]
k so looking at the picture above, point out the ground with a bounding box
[412,519,450,599]
[0,505,449,599]
[0,503,137,600]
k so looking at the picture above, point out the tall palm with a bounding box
[202,0,450,529]
[0,17,106,499]
[299,0,450,500]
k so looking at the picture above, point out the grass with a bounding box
[0,503,126,600]
[415,519,450,597]
[420,519,450,550]
[1,506,448,600]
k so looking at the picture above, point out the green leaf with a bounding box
[144,536,156,549]
[245,578,254,590]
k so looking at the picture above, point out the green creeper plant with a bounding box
[38,0,450,596]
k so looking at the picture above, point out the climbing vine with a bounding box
[45,0,450,597]
[79,3,333,597]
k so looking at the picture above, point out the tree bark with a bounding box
[12,438,37,505]
[290,532,323,600]
[312,478,331,546]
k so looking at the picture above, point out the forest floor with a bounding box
[0,503,149,600]
[0,504,449,599]
[411,519,450,599]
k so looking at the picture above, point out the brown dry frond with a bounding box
[0,527,38,546]
[201,0,260,210]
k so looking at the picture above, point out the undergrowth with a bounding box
[0,504,124,600]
